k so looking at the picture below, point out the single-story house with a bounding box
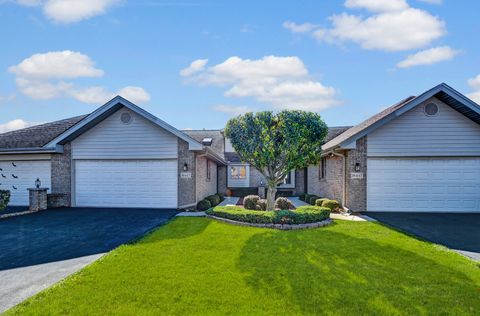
[0,83,479,212]
[309,83,480,213]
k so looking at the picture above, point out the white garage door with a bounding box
[0,160,51,206]
[75,160,177,208]
[368,158,480,212]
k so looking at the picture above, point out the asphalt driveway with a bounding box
[0,207,178,312]
[367,212,480,261]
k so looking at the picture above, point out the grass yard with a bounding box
[5,218,480,315]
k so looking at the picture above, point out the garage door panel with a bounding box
[75,160,177,208]
[0,160,51,206]
[368,158,480,212]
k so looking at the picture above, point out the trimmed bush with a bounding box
[322,199,342,212]
[196,199,212,211]
[304,194,311,203]
[298,194,307,201]
[315,198,328,207]
[216,193,225,202]
[308,195,320,205]
[206,205,330,225]
[256,199,267,211]
[274,197,294,210]
[244,195,260,210]
[0,190,10,211]
[205,195,221,207]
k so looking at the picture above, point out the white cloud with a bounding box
[180,59,208,77]
[345,0,408,12]
[396,46,459,68]
[0,119,35,133]
[213,104,252,115]
[70,86,150,105]
[9,50,104,79]
[282,21,318,33]
[14,0,119,24]
[287,1,446,52]
[467,74,480,104]
[9,50,150,105]
[182,56,339,111]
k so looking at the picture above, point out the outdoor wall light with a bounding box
[354,163,361,172]
[183,163,188,171]
[35,178,41,188]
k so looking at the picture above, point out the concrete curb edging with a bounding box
[206,215,333,230]
[0,210,37,220]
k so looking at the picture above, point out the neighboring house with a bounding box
[309,83,480,213]
[1,83,479,213]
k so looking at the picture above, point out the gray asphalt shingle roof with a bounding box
[0,115,88,149]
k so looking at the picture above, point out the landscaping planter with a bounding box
[207,214,333,230]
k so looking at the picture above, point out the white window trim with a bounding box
[278,170,295,189]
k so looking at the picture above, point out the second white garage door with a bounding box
[367,158,480,212]
[75,160,177,208]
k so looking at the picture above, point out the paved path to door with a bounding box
[367,212,480,261]
[0,207,178,313]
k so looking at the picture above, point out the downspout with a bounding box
[331,150,348,210]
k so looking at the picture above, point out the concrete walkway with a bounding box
[218,197,239,206]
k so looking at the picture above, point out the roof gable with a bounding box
[44,96,203,150]
[323,83,480,151]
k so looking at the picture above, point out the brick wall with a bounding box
[178,139,196,208]
[196,156,218,202]
[217,165,227,195]
[307,156,343,203]
[345,136,367,211]
[50,143,72,206]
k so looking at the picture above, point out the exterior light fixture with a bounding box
[183,163,188,171]
[354,163,361,172]
[35,178,41,188]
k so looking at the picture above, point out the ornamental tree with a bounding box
[224,110,328,211]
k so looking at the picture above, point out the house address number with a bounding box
[350,172,364,179]
[180,172,192,179]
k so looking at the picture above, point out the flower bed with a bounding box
[206,205,331,229]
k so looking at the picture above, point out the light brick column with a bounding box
[28,188,48,212]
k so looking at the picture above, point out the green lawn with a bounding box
[5,218,480,315]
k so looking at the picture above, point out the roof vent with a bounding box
[202,137,213,146]
[120,112,132,124]
[424,103,439,116]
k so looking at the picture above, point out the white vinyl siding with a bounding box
[75,160,177,208]
[0,159,51,206]
[368,97,480,157]
[72,107,178,159]
[367,158,480,212]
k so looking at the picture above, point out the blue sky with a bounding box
[0,0,479,132]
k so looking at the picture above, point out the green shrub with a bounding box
[274,197,294,210]
[298,194,306,201]
[256,199,267,211]
[243,195,260,210]
[196,199,212,211]
[315,198,328,207]
[207,205,330,225]
[0,190,10,211]
[304,194,311,203]
[216,193,225,202]
[322,199,342,212]
[205,195,221,207]
[308,195,320,205]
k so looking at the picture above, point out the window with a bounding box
[319,157,326,179]
[206,160,211,181]
[230,165,247,179]
[283,172,292,185]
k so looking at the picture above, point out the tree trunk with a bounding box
[266,184,277,211]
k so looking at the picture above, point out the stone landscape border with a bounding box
[207,215,333,230]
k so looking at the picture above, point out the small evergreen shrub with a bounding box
[298,194,307,201]
[205,195,221,207]
[256,199,267,211]
[308,195,320,205]
[315,198,328,207]
[0,190,10,211]
[196,199,212,211]
[243,195,260,210]
[322,199,342,212]
[274,197,294,210]
[216,193,225,202]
